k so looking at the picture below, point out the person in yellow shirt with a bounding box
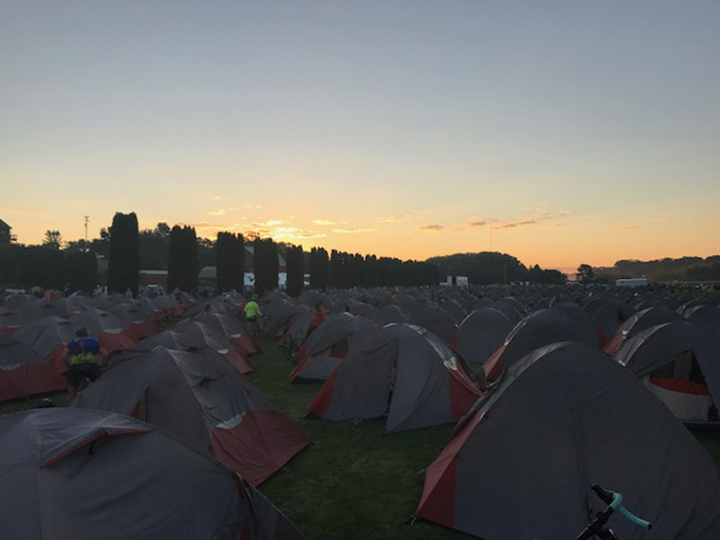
[244,297,263,336]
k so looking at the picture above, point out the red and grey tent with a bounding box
[69,308,137,355]
[454,307,513,368]
[603,306,684,356]
[307,324,481,433]
[613,321,720,423]
[416,342,720,539]
[173,319,254,374]
[0,408,304,540]
[291,314,377,383]
[2,316,76,400]
[72,346,309,485]
[484,308,597,381]
[193,312,259,357]
[0,333,65,401]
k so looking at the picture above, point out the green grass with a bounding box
[250,336,464,540]
[3,338,719,540]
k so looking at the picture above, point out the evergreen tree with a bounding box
[66,251,98,292]
[168,225,198,292]
[216,232,245,292]
[254,237,279,294]
[286,245,304,297]
[310,247,329,290]
[107,212,140,294]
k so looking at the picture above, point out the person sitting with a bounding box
[62,327,107,399]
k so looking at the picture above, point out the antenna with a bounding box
[84,216,90,250]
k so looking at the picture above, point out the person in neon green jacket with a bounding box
[244,298,262,322]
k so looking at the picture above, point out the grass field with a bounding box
[3,337,719,540]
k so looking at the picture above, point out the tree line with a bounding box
[2,210,579,295]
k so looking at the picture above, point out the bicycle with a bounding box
[576,484,652,540]
[280,328,305,361]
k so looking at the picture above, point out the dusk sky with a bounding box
[2,2,718,272]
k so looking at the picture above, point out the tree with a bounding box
[107,213,140,294]
[66,251,98,292]
[286,245,304,297]
[217,232,245,292]
[310,247,329,290]
[139,224,170,270]
[577,263,595,284]
[253,237,278,295]
[167,225,198,292]
[43,230,62,249]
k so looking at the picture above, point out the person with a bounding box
[312,302,327,327]
[62,327,107,399]
[244,297,263,335]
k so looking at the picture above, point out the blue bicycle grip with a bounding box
[617,506,652,530]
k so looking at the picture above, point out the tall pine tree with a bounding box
[285,245,304,297]
[107,212,140,294]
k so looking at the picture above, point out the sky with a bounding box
[2,1,719,273]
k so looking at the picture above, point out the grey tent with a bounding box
[291,315,378,383]
[307,324,481,433]
[613,321,720,422]
[603,306,684,355]
[416,342,720,539]
[484,308,597,380]
[72,346,309,485]
[453,308,513,368]
[0,408,304,540]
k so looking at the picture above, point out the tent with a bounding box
[173,319,254,374]
[416,342,720,539]
[307,324,481,433]
[603,306,684,355]
[72,346,309,485]
[291,315,377,383]
[454,308,513,368]
[613,321,720,422]
[0,333,65,401]
[0,408,304,540]
[484,308,597,380]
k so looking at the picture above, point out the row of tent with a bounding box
[253,285,720,538]
[2,283,720,538]
[1,291,311,539]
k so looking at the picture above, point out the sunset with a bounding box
[2,2,718,271]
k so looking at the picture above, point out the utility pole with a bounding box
[84,216,90,250]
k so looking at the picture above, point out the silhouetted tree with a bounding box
[254,237,279,294]
[167,225,198,292]
[217,232,245,292]
[107,212,140,294]
[310,247,329,290]
[286,245,304,297]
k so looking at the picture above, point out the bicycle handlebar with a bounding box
[576,485,651,540]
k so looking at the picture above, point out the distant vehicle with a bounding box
[616,278,648,287]
[144,284,165,296]
[440,276,469,288]
[3,288,26,297]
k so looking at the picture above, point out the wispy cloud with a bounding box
[313,219,336,226]
[0,206,49,217]
[333,228,377,234]
[419,225,445,231]
[209,209,226,216]
[375,211,427,224]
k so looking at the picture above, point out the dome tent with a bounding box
[416,342,720,539]
[0,408,304,540]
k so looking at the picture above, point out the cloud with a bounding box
[375,211,427,224]
[0,206,49,217]
[333,228,377,234]
[469,220,488,227]
[419,225,445,231]
[616,225,639,230]
[313,219,336,226]
[208,209,226,216]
